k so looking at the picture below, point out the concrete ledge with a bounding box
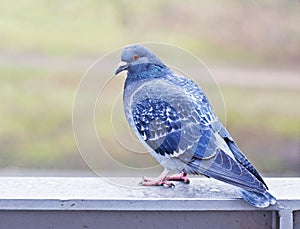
[0,177,299,229]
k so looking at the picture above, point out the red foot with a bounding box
[141,172,189,188]
[142,177,175,187]
[165,172,190,184]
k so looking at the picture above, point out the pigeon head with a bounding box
[115,45,165,75]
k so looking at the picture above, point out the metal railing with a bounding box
[0,177,299,229]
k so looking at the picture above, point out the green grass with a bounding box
[0,0,299,173]
[0,64,298,174]
[222,86,300,138]
[1,0,298,63]
[0,55,298,174]
[0,1,125,55]
[0,65,80,168]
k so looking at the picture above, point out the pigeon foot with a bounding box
[141,169,175,187]
[142,177,175,188]
[165,172,190,184]
[141,171,189,187]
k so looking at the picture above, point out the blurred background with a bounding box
[0,0,299,177]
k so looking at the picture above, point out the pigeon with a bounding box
[115,44,276,208]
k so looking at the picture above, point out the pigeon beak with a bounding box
[115,61,129,75]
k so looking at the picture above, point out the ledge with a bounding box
[0,177,299,229]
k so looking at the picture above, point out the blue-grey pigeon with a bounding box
[115,44,276,208]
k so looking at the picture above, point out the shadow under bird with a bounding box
[115,44,276,208]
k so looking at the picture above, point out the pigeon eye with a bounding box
[133,55,139,61]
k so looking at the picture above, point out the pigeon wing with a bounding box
[127,78,217,160]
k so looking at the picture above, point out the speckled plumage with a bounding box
[115,44,276,208]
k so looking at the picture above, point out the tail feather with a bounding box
[239,189,276,208]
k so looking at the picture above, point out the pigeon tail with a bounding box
[238,188,276,208]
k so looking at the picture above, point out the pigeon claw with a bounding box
[161,181,175,188]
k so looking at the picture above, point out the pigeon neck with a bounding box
[124,63,169,88]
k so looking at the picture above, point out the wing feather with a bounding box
[184,149,266,192]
